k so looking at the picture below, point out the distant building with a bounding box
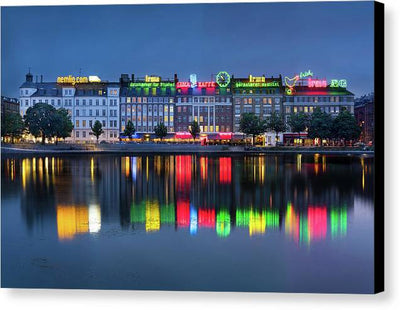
[354,93,374,144]
[19,72,120,142]
[1,96,20,119]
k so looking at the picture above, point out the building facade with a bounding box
[119,74,176,139]
[174,74,233,134]
[1,96,20,119]
[231,75,283,133]
[283,74,355,124]
[19,72,120,142]
[354,93,374,144]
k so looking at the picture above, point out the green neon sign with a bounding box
[299,70,313,79]
[234,81,280,88]
[216,71,231,87]
[129,82,175,88]
[330,79,347,88]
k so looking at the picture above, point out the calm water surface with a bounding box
[1,153,374,293]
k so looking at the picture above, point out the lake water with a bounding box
[1,153,374,293]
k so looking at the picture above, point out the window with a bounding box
[76,131,80,138]
[89,120,93,128]
[102,120,106,127]
[110,120,113,128]
[89,99,92,105]
[76,109,79,116]
[83,131,86,138]
[76,120,79,127]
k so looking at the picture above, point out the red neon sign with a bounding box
[175,132,192,139]
[219,132,232,140]
[308,78,327,88]
[176,82,191,88]
[197,81,216,88]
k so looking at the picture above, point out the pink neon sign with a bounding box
[308,78,327,88]
[176,82,191,88]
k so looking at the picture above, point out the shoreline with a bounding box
[1,144,375,157]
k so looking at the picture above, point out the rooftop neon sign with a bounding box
[130,82,175,88]
[57,75,89,85]
[299,70,313,79]
[176,81,216,88]
[145,75,161,83]
[308,78,327,88]
[234,81,280,88]
[330,79,347,88]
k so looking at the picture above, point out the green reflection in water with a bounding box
[160,203,175,224]
[216,209,231,238]
[331,206,348,239]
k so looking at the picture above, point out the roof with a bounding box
[289,86,354,96]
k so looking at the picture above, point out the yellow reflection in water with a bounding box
[91,157,95,182]
[297,154,302,172]
[145,200,160,232]
[314,154,320,175]
[361,157,365,191]
[56,205,89,240]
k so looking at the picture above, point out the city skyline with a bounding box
[2,1,374,98]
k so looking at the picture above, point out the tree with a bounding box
[154,122,168,141]
[123,120,136,140]
[308,107,333,146]
[1,112,25,143]
[266,112,286,144]
[239,113,266,145]
[24,103,58,144]
[331,108,361,145]
[288,112,309,138]
[189,120,200,142]
[53,108,74,144]
[90,120,104,143]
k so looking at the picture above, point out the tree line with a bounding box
[239,107,361,145]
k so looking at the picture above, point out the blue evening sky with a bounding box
[1,1,374,98]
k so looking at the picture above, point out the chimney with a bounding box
[40,75,43,83]
[35,75,38,83]
[174,73,178,83]
[26,71,33,82]
[131,74,135,82]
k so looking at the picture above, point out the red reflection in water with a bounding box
[198,208,215,228]
[176,155,192,228]
[219,157,231,184]
[308,206,327,240]
[177,199,190,227]
[176,155,191,193]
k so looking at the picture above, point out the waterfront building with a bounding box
[19,72,120,142]
[1,96,20,118]
[282,73,355,144]
[119,74,176,140]
[174,73,233,136]
[231,74,283,133]
[354,93,374,144]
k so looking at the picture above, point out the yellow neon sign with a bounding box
[249,75,266,83]
[145,75,161,83]
[57,75,88,85]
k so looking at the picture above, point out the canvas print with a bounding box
[1,1,384,293]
